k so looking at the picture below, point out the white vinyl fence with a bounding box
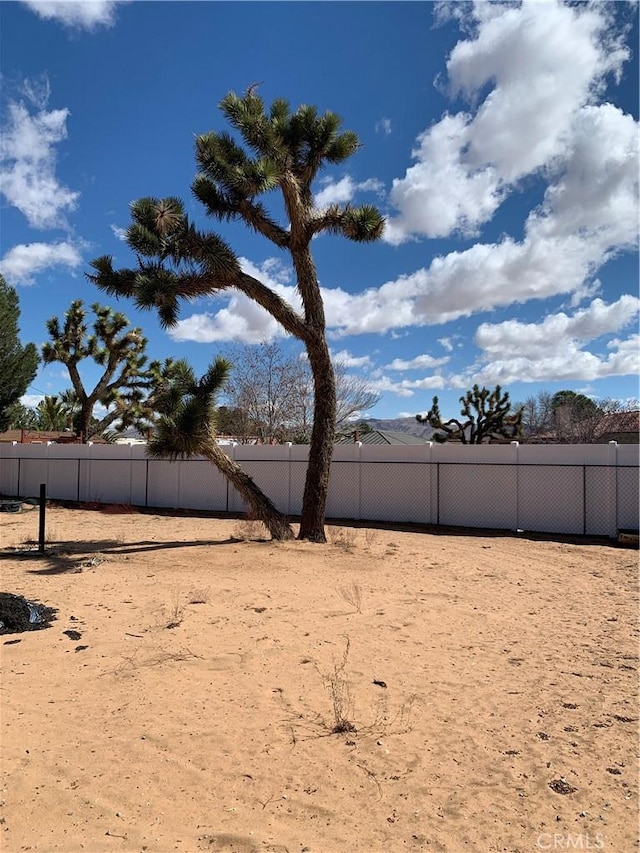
[0,441,637,537]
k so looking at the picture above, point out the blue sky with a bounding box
[1,0,638,422]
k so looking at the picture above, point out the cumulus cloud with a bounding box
[368,373,446,398]
[0,241,83,285]
[385,1,630,243]
[21,1,128,30]
[456,297,640,386]
[0,84,79,229]
[475,296,640,358]
[169,258,300,345]
[330,349,373,369]
[314,176,384,208]
[384,353,450,371]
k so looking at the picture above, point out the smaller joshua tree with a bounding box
[417,384,523,444]
[42,300,148,441]
[147,356,294,541]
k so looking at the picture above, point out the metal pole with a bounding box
[38,483,46,553]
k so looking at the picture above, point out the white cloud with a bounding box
[438,337,453,352]
[385,353,449,371]
[110,224,127,241]
[375,118,392,135]
[0,89,79,229]
[457,335,639,387]
[20,394,44,408]
[457,297,640,386]
[0,241,83,285]
[475,296,640,359]
[21,1,127,30]
[368,373,446,398]
[385,1,630,243]
[330,349,373,369]
[169,257,300,345]
[314,175,384,208]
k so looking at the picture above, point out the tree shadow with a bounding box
[329,518,621,549]
[2,537,237,575]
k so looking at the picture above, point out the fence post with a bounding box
[38,483,46,553]
[511,441,520,531]
[356,441,363,520]
[286,442,292,515]
[608,441,618,538]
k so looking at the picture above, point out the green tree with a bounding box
[0,274,39,430]
[3,401,38,430]
[87,88,384,542]
[42,300,149,441]
[550,390,605,443]
[34,395,69,431]
[147,356,293,541]
[417,385,523,444]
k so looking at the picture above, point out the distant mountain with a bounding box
[363,416,435,440]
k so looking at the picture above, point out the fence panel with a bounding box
[518,465,584,534]
[0,457,19,497]
[44,459,79,501]
[0,442,637,535]
[438,463,518,530]
[617,466,639,530]
[324,446,360,519]
[146,459,181,508]
[16,445,55,500]
[177,459,228,512]
[228,447,292,515]
[584,466,616,536]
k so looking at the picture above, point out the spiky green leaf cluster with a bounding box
[146,357,231,460]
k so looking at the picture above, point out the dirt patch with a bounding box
[0,505,637,853]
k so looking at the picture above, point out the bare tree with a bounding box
[517,391,555,440]
[333,360,380,432]
[223,342,380,443]
[224,342,304,442]
[516,389,639,443]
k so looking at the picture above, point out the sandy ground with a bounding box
[0,504,637,853]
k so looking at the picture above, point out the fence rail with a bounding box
[0,441,637,537]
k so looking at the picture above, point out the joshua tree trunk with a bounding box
[202,439,294,541]
[298,332,336,542]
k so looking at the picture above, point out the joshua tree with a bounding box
[87,89,384,541]
[417,385,523,444]
[0,274,39,430]
[147,356,293,541]
[42,300,148,441]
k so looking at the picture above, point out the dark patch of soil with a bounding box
[0,592,57,634]
[549,779,577,795]
[63,630,82,641]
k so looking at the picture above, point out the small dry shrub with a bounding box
[187,587,210,605]
[339,582,363,613]
[163,588,185,629]
[363,528,378,549]
[323,637,356,733]
[232,513,268,541]
[329,526,357,551]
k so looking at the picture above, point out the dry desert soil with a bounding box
[0,504,638,853]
